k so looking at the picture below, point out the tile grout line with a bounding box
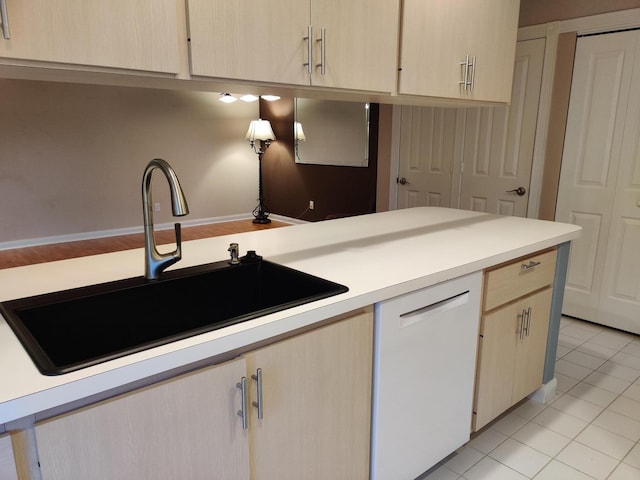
[432,316,640,480]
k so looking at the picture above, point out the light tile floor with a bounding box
[421,316,640,480]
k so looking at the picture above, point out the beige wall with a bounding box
[519,0,640,26]
[0,79,258,245]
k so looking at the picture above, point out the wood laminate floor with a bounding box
[0,219,290,270]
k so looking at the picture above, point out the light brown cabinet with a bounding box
[473,249,557,431]
[33,309,373,480]
[245,309,373,479]
[0,434,18,480]
[187,0,399,93]
[0,0,521,102]
[0,0,182,73]
[187,0,309,86]
[307,0,399,92]
[398,0,519,103]
[36,357,249,480]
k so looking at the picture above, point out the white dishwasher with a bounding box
[371,272,482,480]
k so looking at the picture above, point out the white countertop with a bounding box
[0,207,581,425]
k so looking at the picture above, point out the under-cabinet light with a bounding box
[219,93,238,103]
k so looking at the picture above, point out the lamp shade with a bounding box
[294,121,306,141]
[245,119,276,142]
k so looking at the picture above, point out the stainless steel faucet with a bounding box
[142,159,190,280]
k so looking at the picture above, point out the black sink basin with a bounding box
[0,258,348,375]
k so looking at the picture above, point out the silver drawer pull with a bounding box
[521,261,541,271]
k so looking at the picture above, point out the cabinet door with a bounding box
[245,310,373,480]
[399,0,519,102]
[35,358,249,480]
[187,0,310,85]
[0,0,182,73]
[0,434,18,480]
[474,302,518,430]
[474,288,552,430]
[512,288,552,401]
[310,0,399,92]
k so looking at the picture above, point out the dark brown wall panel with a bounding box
[260,99,378,222]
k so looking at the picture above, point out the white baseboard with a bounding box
[0,214,304,251]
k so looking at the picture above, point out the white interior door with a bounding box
[601,104,640,332]
[396,39,545,217]
[459,38,545,216]
[556,30,640,334]
[396,106,461,209]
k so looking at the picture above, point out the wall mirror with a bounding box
[294,98,370,167]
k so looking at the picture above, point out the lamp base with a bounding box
[252,206,271,224]
[252,216,271,224]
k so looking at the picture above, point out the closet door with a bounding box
[555,30,640,334]
[598,34,640,334]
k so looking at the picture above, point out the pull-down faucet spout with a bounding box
[142,159,190,280]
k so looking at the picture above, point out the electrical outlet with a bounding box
[309,200,315,210]
[154,202,161,212]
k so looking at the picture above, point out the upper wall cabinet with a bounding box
[187,0,310,86]
[187,0,400,93]
[0,0,182,73]
[398,0,520,103]
[309,0,399,92]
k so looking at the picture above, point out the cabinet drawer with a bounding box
[483,249,557,311]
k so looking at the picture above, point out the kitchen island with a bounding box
[0,207,581,479]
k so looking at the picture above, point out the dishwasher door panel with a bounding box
[371,271,482,480]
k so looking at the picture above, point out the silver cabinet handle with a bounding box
[525,307,532,337]
[316,27,326,75]
[470,55,476,91]
[303,25,313,74]
[459,54,475,91]
[251,368,263,420]
[459,54,470,90]
[0,0,10,39]
[517,310,525,340]
[521,260,541,271]
[236,376,248,430]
